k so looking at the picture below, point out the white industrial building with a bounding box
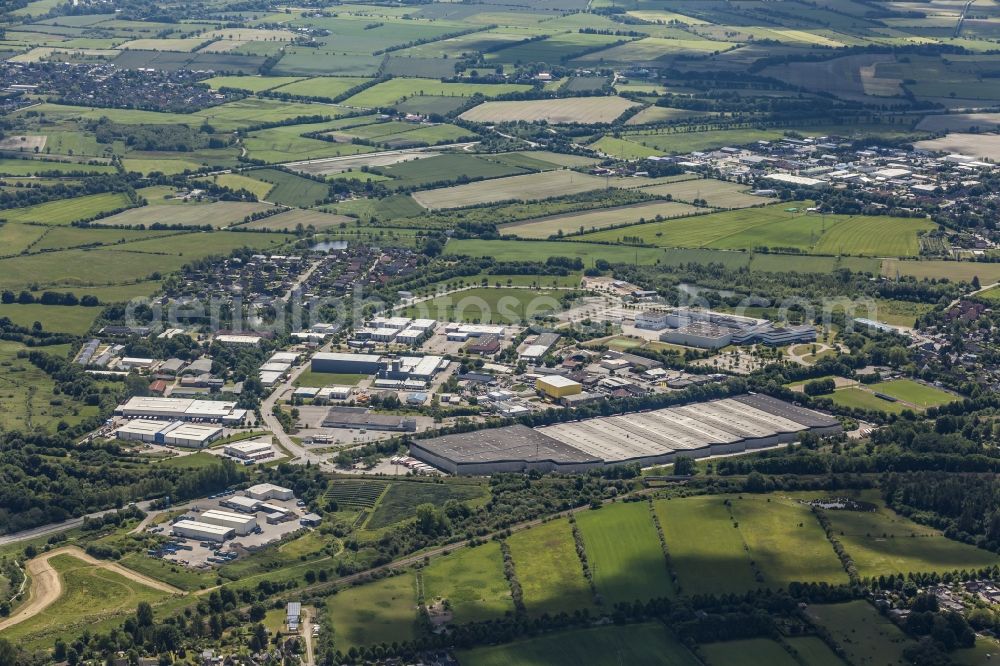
[635,311,670,330]
[215,334,263,346]
[115,397,247,424]
[246,483,294,501]
[260,361,292,373]
[225,439,274,462]
[172,519,234,543]
[259,370,283,387]
[222,495,260,513]
[115,419,223,448]
[198,509,257,536]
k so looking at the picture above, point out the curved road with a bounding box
[0,546,182,632]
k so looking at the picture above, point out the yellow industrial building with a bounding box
[536,375,583,399]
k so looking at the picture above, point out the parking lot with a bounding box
[149,492,311,568]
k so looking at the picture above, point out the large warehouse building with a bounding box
[411,394,840,474]
[114,397,247,424]
[115,419,224,448]
[198,509,257,536]
[172,519,234,543]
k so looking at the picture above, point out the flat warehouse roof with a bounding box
[414,424,600,465]
[413,395,840,470]
[173,519,232,535]
[116,419,174,435]
[169,424,223,438]
[313,352,382,363]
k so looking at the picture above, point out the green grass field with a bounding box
[575,502,674,606]
[95,200,271,228]
[248,169,331,207]
[730,495,848,588]
[824,500,999,577]
[326,574,416,650]
[443,239,667,266]
[806,601,914,666]
[1,192,134,226]
[293,371,365,388]
[421,542,513,623]
[343,78,530,108]
[0,303,97,335]
[786,637,849,666]
[412,170,608,210]
[200,173,274,200]
[0,158,117,176]
[456,623,701,666]
[655,496,760,596]
[829,387,909,414]
[882,259,1000,284]
[5,553,171,647]
[505,519,594,616]
[500,201,701,239]
[404,287,564,324]
[702,638,801,666]
[204,75,306,92]
[0,340,102,432]
[269,76,368,99]
[580,203,935,257]
[873,379,957,408]
[367,481,486,530]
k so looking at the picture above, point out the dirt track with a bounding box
[0,546,182,631]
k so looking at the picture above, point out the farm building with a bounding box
[536,375,583,399]
[246,483,294,501]
[224,439,274,461]
[172,519,234,543]
[198,509,257,536]
[411,394,840,474]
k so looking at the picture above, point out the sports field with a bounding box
[1,191,134,225]
[404,287,563,324]
[806,601,914,666]
[729,495,847,587]
[421,542,513,623]
[581,203,935,257]
[872,379,957,408]
[460,97,638,124]
[829,387,909,414]
[456,623,701,666]
[655,496,760,596]
[824,502,999,577]
[575,502,674,605]
[499,200,701,239]
[505,519,593,616]
[326,574,416,650]
[412,170,608,209]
